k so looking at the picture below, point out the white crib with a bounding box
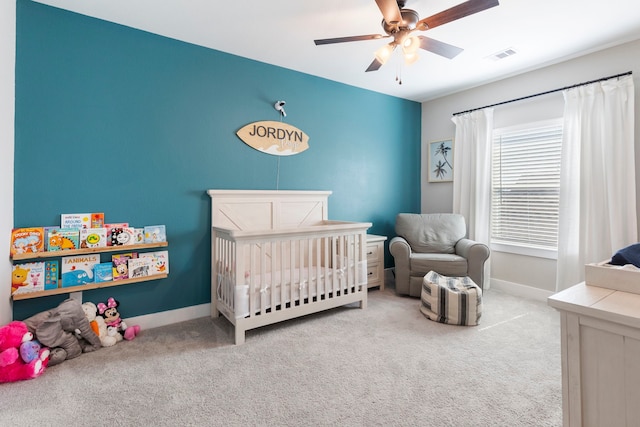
[208,190,371,344]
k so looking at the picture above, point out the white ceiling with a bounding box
[33,0,640,102]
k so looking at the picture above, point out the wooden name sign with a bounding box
[236,121,309,156]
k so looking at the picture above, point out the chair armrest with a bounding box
[455,238,490,289]
[389,236,412,260]
[390,237,413,294]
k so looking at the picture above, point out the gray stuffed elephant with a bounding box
[23,298,101,366]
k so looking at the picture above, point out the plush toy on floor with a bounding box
[80,302,118,347]
[97,297,140,341]
[24,298,101,366]
[0,320,49,383]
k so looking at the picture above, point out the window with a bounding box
[491,119,563,258]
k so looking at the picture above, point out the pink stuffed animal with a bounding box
[0,321,49,383]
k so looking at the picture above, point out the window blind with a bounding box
[491,120,563,249]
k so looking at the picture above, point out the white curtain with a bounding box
[556,74,636,291]
[451,108,494,287]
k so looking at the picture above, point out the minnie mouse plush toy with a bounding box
[97,297,140,341]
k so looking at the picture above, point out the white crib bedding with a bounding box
[220,264,366,318]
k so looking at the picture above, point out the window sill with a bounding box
[491,241,557,260]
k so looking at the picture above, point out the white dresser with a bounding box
[548,282,640,427]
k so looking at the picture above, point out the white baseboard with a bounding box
[126,303,211,330]
[489,278,554,302]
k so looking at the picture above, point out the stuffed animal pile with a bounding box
[1,296,141,383]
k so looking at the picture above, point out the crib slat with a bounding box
[315,237,321,301]
[248,243,255,317]
[270,240,276,313]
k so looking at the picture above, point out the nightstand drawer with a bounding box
[366,244,380,263]
[366,264,380,283]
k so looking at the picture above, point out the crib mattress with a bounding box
[219,264,365,318]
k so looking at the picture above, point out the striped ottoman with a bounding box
[420,271,482,326]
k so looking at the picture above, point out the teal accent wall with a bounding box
[13,0,421,319]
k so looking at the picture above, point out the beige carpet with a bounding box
[1,287,562,426]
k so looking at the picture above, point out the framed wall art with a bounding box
[427,139,454,182]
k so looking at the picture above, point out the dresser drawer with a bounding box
[366,264,380,283]
[366,243,381,263]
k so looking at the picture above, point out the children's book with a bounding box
[112,252,138,280]
[132,228,145,245]
[61,213,92,230]
[47,228,80,251]
[105,223,129,246]
[44,260,59,290]
[139,250,169,275]
[144,225,166,243]
[80,227,108,248]
[11,262,45,295]
[109,227,136,246]
[91,213,105,228]
[43,226,60,251]
[10,227,44,255]
[61,254,100,287]
[94,262,113,283]
[128,257,153,279]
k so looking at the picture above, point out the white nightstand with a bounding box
[366,234,387,290]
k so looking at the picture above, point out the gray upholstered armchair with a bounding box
[389,213,490,297]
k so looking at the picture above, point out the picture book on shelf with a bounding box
[80,227,107,248]
[10,227,44,255]
[128,257,153,278]
[47,228,80,251]
[94,262,113,283]
[144,225,166,243]
[43,226,60,251]
[112,252,138,280]
[109,227,136,246]
[61,213,92,230]
[139,250,169,275]
[91,213,105,228]
[105,223,129,246]
[133,228,144,245]
[61,254,100,287]
[44,260,59,290]
[11,262,45,295]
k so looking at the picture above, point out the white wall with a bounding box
[422,38,640,293]
[1,1,16,324]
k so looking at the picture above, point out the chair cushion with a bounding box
[395,213,466,254]
[410,253,468,277]
[420,271,482,326]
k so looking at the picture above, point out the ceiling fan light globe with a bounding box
[404,52,419,66]
[402,36,420,54]
[374,44,394,64]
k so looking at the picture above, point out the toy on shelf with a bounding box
[97,297,140,341]
[0,321,49,383]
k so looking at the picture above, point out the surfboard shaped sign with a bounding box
[236,121,309,156]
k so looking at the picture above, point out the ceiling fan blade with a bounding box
[314,34,387,45]
[375,0,403,27]
[416,0,499,30]
[418,36,464,59]
[365,58,384,72]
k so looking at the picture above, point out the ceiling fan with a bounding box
[314,0,500,72]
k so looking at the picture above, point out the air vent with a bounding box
[487,48,517,61]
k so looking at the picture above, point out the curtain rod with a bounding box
[452,71,633,116]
